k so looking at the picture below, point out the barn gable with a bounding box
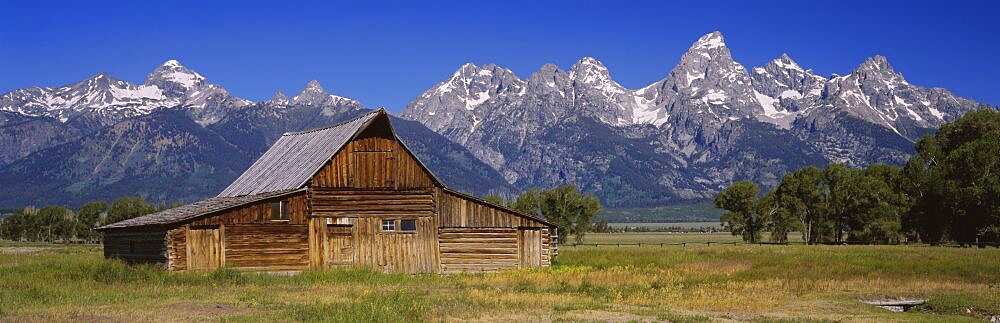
[310,115,436,190]
[218,108,438,197]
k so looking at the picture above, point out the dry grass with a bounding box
[0,241,998,322]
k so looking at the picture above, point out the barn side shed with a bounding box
[97,109,557,273]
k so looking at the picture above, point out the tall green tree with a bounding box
[761,192,800,243]
[715,181,765,243]
[822,164,860,243]
[847,164,908,244]
[77,201,108,243]
[908,109,1000,244]
[0,209,29,241]
[773,166,825,243]
[35,206,71,242]
[509,188,542,217]
[105,197,157,225]
[538,185,602,244]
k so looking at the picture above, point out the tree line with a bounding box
[715,110,1000,245]
[0,197,172,243]
[485,185,603,244]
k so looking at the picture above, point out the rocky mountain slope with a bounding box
[402,31,993,207]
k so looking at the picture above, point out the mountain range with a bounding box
[401,31,991,206]
[0,31,993,208]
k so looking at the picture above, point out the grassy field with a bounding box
[2,237,999,322]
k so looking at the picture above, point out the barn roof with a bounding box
[96,188,304,230]
[217,108,441,197]
[441,187,556,227]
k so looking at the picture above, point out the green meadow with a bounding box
[1,235,998,322]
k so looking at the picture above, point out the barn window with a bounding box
[400,219,417,232]
[271,200,290,221]
[381,219,395,231]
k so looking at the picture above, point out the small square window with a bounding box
[271,200,290,221]
[381,219,395,231]
[400,219,416,232]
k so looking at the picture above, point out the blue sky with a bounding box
[1,0,997,112]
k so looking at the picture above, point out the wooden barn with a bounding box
[97,109,557,273]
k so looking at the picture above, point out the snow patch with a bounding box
[702,89,727,105]
[894,96,912,107]
[465,90,491,110]
[685,70,704,86]
[632,88,668,126]
[928,106,946,119]
[779,90,802,100]
[754,89,797,129]
[905,107,923,121]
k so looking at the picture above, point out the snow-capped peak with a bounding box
[772,53,805,73]
[574,57,609,72]
[161,59,183,68]
[144,59,206,97]
[267,91,290,106]
[859,55,892,72]
[570,56,629,103]
[851,55,909,86]
[691,31,726,50]
[290,80,354,106]
[571,57,614,82]
[303,80,325,93]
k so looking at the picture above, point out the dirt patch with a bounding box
[560,309,666,322]
[159,301,254,321]
[463,309,666,322]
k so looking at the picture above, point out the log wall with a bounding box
[438,228,519,273]
[224,224,310,270]
[310,188,434,218]
[166,226,187,270]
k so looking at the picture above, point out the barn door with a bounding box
[518,228,542,268]
[187,227,222,270]
[327,225,354,267]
